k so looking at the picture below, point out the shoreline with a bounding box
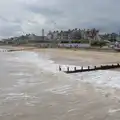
[1,45,120,70]
[0,45,120,66]
[0,44,117,53]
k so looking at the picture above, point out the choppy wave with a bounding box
[70,70,120,89]
[6,51,120,89]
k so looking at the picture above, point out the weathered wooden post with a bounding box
[81,66,83,71]
[106,65,109,68]
[94,66,96,69]
[88,66,90,70]
[74,67,76,71]
[59,66,61,71]
[67,67,69,72]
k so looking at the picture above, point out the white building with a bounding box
[47,28,101,41]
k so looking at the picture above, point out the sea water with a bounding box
[0,48,120,120]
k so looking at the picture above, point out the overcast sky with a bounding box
[0,0,119,38]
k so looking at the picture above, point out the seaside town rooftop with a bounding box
[47,28,101,41]
[1,28,120,46]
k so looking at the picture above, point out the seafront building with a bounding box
[2,28,120,46]
[47,28,101,41]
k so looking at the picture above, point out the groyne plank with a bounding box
[59,64,120,74]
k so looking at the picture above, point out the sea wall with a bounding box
[35,43,90,48]
[58,43,90,48]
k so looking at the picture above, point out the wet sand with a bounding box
[2,46,120,65]
[33,48,120,66]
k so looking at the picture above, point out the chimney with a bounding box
[42,29,44,40]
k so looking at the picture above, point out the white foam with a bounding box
[12,51,79,73]
[11,51,58,73]
[70,70,120,89]
[45,85,72,95]
[4,92,31,101]
[10,51,120,89]
[10,72,32,76]
[108,108,120,114]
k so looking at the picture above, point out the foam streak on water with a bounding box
[8,51,120,89]
[0,50,120,119]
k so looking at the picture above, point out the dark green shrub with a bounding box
[91,41,107,47]
[71,40,89,43]
[61,41,69,43]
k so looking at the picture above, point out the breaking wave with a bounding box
[10,51,120,89]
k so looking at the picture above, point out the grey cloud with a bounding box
[26,0,120,33]
[0,0,120,38]
[0,16,9,22]
[0,17,22,38]
[27,6,63,17]
[0,24,22,38]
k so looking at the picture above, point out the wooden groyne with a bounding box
[0,49,9,52]
[0,48,34,52]
[59,63,120,74]
[0,49,23,52]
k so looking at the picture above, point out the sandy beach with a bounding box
[31,48,120,66]
[2,45,120,66]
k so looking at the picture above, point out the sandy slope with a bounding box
[2,45,120,65]
[32,48,120,66]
